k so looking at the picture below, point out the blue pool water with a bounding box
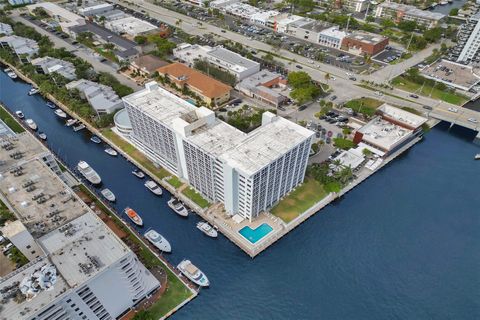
[239,223,273,244]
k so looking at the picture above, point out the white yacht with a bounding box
[54,109,67,118]
[177,260,209,287]
[104,148,118,156]
[475,154,480,160]
[77,160,101,185]
[25,119,37,131]
[196,222,218,238]
[6,70,17,79]
[15,110,24,119]
[28,87,39,95]
[101,188,116,202]
[73,123,85,131]
[168,197,188,217]
[144,180,162,196]
[132,169,145,178]
[144,229,171,253]
[66,119,78,127]
[37,131,47,141]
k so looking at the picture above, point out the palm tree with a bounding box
[324,73,331,83]
[176,19,182,26]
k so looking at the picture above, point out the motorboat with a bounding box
[90,135,101,144]
[168,197,189,217]
[73,124,85,131]
[46,101,56,109]
[177,259,209,287]
[15,110,24,119]
[101,188,116,202]
[25,119,37,131]
[196,221,218,238]
[475,153,480,160]
[104,148,118,156]
[124,207,143,226]
[144,229,171,253]
[37,131,47,141]
[28,87,39,95]
[132,169,145,179]
[54,109,67,118]
[77,160,102,185]
[4,67,11,72]
[6,70,17,79]
[66,119,78,127]
[144,180,162,196]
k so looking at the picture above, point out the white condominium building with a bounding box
[124,82,313,221]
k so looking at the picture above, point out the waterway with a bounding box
[1,70,479,319]
[429,0,467,15]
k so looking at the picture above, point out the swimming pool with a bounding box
[239,223,273,244]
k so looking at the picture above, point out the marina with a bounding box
[0,65,478,320]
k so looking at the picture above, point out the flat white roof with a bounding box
[378,104,427,128]
[105,16,157,36]
[28,2,84,23]
[358,117,413,151]
[332,149,365,170]
[319,26,347,40]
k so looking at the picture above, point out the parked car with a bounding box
[330,95,337,101]
[296,65,303,69]
[409,94,419,99]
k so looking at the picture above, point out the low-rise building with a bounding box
[269,13,304,32]
[27,2,86,34]
[0,35,39,63]
[31,56,77,80]
[78,2,114,16]
[187,0,209,6]
[7,0,33,5]
[420,59,480,91]
[173,43,260,80]
[131,54,169,76]
[157,62,232,106]
[341,31,389,56]
[353,104,427,155]
[375,1,445,28]
[0,22,13,36]
[236,70,287,107]
[343,0,370,12]
[96,9,128,21]
[250,10,280,26]
[318,26,347,49]
[105,16,158,37]
[66,79,123,114]
[210,0,240,9]
[222,2,262,19]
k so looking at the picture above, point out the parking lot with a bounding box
[373,46,405,64]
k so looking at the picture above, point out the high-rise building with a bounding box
[123,82,314,221]
[450,13,480,63]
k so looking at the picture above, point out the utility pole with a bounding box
[406,32,414,52]
[346,14,352,33]
[364,1,371,20]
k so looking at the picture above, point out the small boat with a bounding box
[177,259,209,287]
[196,221,218,238]
[66,119,78,127]
[144,180,162,196]
[6,71,17,79]
[46,101,56,109]
[4,67,11,72]
[73,124,86,131]
[77,160,102,185]
[475,153,480,160]
[25,119,37,131]
[104,148,118,156]
[28,87,39,95]
[90,135,101,144]
[439,0,448,4]
[54,109,67,118]
[101,188,116,202]
[168,197,189,217]
[144,229,171,253]
[37,131,47,140]
[15,110,24,119]
[124,207,143,226]
[132,169,145,179]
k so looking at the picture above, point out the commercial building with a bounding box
[66,79,123,114]
[70,22,139,61]
[0,22,13,36]
[341,31,389,56]
[420,59,480,91]
[7,0,33,5]
[157,62,232,106]
[187,0,209,6]
[27,2,86,34]
[269,14,304,32]
[105,16,158,37]
[173,43,260,80]
[374,2,445,28]
[131,54,169,76]
[318,26,347,49]
[222,2,262,19]
[210,0,240,9]
[31,56,77,80]
[123,82,313,221]
[78,2,114,16]
[0,35,39,63]
[235,70,287,107]
[353,104,427,155]
[0,131,160,320]
[250,10,280,26]
[450,12,480,63]
[343,0,370,12]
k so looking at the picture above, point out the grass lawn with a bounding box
[181,187,209,209]
[333,138,356,150]
[391,76,468,105]
[102,129,170,180]
[167,176,183,189]
[270,178,328,223]
[344,97,383,117]
[0,105,25,133]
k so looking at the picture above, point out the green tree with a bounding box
[288,71,312,89]
[134,35,147,45]
[449,8,459,16]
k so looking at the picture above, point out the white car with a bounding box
[467,118,478,123]
[374,91,383,96]
[448,107,458,113]
[330,76,336,81]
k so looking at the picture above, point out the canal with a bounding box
[1,69,479,319]
[429,0,467,15]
